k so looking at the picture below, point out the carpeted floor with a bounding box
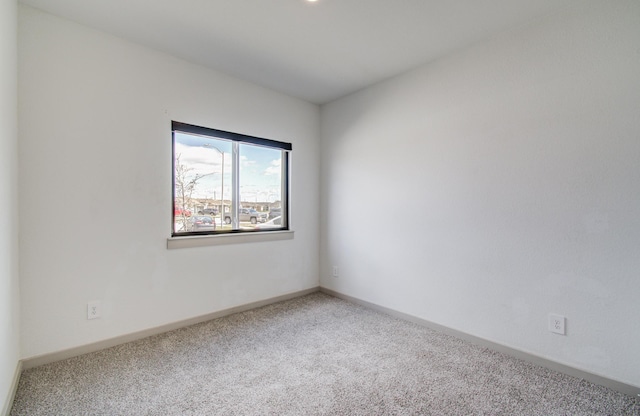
[10,292,640,415]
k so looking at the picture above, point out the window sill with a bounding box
[167,230,294,249]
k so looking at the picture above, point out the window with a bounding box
[172,121,290,236]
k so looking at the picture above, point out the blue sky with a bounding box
[174,132,283,203]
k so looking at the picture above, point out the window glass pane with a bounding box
[239,143,285,230]
[172,121,289,236]
[173,132,232,234]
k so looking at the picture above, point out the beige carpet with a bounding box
[10,292,640,415]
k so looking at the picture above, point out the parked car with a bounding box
[268,208,281,219]
[187,215,215,232]
[255,216,283,230]
[174,207,191,217]
[197,208,218,215]
[224,208,267,224]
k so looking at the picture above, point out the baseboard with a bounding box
[1,360,22,416]
[22,287,320,370]
[320,287,640,399]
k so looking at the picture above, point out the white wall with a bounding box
[0,0,20,410]
[18,5,319,359]
[321,0,640,387]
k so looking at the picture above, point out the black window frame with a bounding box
[171,121,291,237]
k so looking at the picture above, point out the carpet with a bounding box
[10,292,640,415]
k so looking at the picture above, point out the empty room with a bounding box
[2,0,639,414]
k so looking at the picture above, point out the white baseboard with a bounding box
[22,287,320,370]
[2,360,22,416]
[320,287,640,399]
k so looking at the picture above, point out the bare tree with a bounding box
[174,154,213,232]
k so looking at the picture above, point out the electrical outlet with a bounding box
[88,300,102,320]
[548,313,565,335]
[332,266,339,278]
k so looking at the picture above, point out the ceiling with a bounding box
[19,0,576,104]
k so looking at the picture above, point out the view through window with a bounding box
[172,121,290,236]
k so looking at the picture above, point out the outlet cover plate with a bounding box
[88,300,102,320]
[548,313,566,335]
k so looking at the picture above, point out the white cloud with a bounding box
[175,143,228,177]
[264,159,281,176]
